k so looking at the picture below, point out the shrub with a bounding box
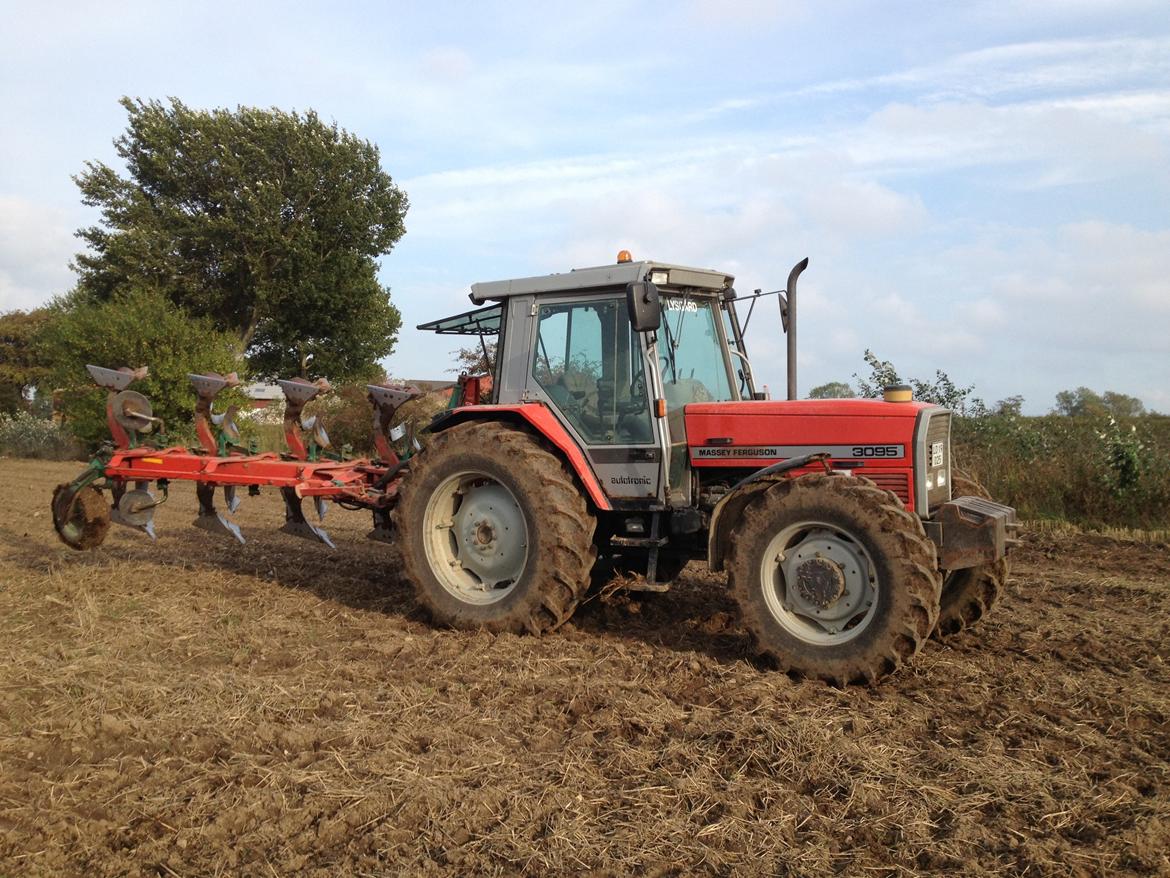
[0,412,79,460]
[38,286,243,450]
[308,385,379,456]
[954,414,1170,530]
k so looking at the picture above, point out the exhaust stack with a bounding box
[781,257,808,401]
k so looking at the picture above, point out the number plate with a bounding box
[930,441,945,468]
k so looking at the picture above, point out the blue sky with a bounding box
[2,1,1168,412]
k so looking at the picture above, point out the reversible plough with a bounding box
[52,365,428,551]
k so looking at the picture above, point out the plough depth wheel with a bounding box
[52,483,111,550]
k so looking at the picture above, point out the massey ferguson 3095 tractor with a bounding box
[52,254,1018,684]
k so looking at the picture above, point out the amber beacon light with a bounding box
[883,384,913,403]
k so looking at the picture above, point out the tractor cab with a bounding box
[419,255,750,509]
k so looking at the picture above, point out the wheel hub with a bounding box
[453,483,527,589]
[761,525,878,645]
[423,473,531,605]
[794,557,846,609]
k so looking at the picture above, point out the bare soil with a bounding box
[1,458,1168,877]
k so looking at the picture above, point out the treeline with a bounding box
[955,415,1170,531]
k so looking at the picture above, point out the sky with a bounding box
[1,1,1168,413]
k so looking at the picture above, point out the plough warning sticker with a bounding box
[691,444,906,460]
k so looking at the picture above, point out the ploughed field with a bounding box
[1,459,1168,877]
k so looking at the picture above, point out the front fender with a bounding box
[706,480,775,572]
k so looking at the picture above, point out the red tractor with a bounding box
[53,254,1017,684]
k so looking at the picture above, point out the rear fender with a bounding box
[429,404,612,511]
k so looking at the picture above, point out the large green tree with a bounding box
[72,97,408,381]
[808,381,855,399]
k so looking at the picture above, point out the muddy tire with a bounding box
[52,483,110,550]
[933,471,1008,639]
[395,421,597,634]
[727,473,941,685]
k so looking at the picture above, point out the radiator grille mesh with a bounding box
[863,471,910,505]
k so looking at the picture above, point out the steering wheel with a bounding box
[611,375,645,417]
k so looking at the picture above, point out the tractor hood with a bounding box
[687,398,935,419]
[683,398,942,470]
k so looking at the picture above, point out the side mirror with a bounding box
[626,281,661,332]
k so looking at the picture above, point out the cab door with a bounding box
[656,294,742,505]
[524,294,663,502]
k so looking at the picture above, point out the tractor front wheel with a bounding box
[727,473,941,685]
[395,421,597,634]
[933,471,1008,638]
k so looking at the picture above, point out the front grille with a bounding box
[864,471,910,505]
[925,411,952,508]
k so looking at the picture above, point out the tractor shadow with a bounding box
[572,568,757,666]
[20,524,752,666]
[15,523,419,618]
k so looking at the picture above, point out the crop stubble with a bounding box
[0,459,1167,876]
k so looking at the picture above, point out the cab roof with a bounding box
[468,260,735,305]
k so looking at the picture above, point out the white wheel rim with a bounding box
[422,471,529,605]
[758,520,879,645]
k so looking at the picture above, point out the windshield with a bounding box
[659,295,735,408]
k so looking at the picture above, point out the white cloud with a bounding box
[0,196,79,311]
[421,47,474,81]
[800,179,927,238]
[794,35,1170,104]
[846,99,1169,184]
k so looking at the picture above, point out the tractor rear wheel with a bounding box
[933,471,1008,638]
[395,421,597,634]
[727,473,940,685]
